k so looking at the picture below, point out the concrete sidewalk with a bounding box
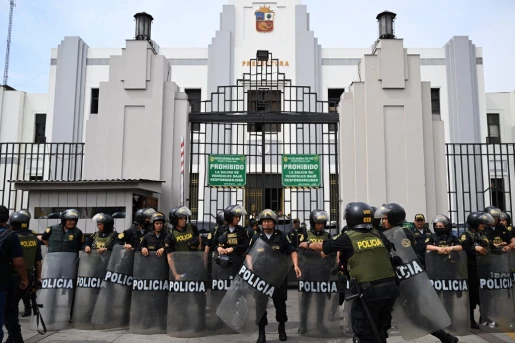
[7,291,515,343]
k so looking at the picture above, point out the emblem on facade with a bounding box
[255,6,274,32]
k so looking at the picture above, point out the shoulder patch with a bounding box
[32,230,37,235]
[425,238,430,243]
[460,234,467,242]
[118,233,124,239]
[507,226,512,231]
[45,228,51,233]
[81,235,84,243]
[207,233,212,240]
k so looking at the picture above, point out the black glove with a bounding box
[390,255,403,267]
[215,254,233,267]
[187,236,200,250]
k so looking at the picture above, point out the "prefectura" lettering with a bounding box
[238,265,275,297]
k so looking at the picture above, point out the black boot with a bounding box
[257,325,266,343]
[5,334,23,343]
[278,322,287,341]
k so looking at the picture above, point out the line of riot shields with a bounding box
[32,234,515,338]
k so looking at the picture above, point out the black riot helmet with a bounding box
[61,209,79,226]
[258,209,278,224]
[216,211,225,226]
[370,206,381,229]
[9,211,30,230]
[374,203,406,227]
[500,212,511,226]
[169,206,192,226]
[467,212,484,229]
[92,213,114,232]
[484,206,501,224]
[134,208,156,226]
[309,209,329,228]
[224,204,247,224]
[344,202,374,230]
[18,209,31,220]
[431,214,452,235]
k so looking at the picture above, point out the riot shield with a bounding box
[297,250,340,338]
[167,251,208,337]
[216,238,292,335]
[209,253,245,334]
[510,250,515,329]
[30,252,78,331]
[426,250,470,335]
[477,250,514,331]
[91,245,134,329]
[128,251,169,334]
[72,251,111,329]
[383,227,451,340]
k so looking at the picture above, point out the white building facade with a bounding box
[0,0,508,231]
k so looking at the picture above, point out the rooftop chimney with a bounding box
[376,11,396,40]
[134,12,154,41]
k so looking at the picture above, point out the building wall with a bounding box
[0,88,47,143]
[339,39,447,223]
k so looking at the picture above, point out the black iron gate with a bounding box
[446,143,514,232]
[188,51,340,229]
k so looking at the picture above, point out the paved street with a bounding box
[7,291,515,343]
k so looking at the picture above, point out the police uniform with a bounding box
[428,233,462,249]
[460,228,489,326]
[322,227,398,343]
[298,228,333,334]
[204,224,224,251]
[248,229,295,327]
[115,223,150,251]
[16,228,42,317]
[165,223,200,251]
[85,230,118,251]
[0,224,25,343]
[409,223,433,267]
[485,224,513,248]
[140,231,167,252]
[287,226,308,249]
[217,225,250,255]
[41,224,84,253]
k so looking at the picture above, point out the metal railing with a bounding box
[0,143,84,211]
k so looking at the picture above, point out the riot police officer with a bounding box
[167,206,201,251]
[377,203,416,246]
[298,209,333,334]
[217,204,250,257]
[115,208,155,251]
[426,215,463,254]
[203,211,225,266]
[85,213,118,254]
[140,212,167,256]
[410,214,433,267]
[287,218,307,249]
[460,212,491,329]
[5,211,42,343]
[248,209,301,343]
[41,209,84,253]
[301,202,399,343]
[484,207,515,252]
[499,212,512,232]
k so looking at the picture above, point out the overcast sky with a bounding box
[1,0,514,93]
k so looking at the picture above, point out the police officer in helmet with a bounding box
[301,202,399,343]
[4,211,42,343]
[499,212,512,232]
[85,213,118,254]
[115,208,155,251]
[298,209,333,334]
[41,209,84,253]
[140,212,168,256]
[203,211,225,266]
[426,215,463,255]
[167,206,201,251]
[248,209,301,343]
[217,204,250,258]
[461,212,491,328]
[484,206,515,252]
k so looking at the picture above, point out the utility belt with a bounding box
[349,277,399,301]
